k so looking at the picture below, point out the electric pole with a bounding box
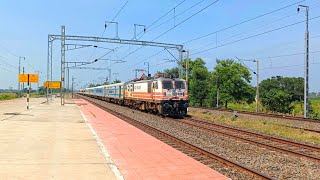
[186,50,189,82]
[298,5,309,118]
[72,76,76,98]
[18,57,24,97]
[22,67,25,96]
[144,62,150,76]
[35,70,40,93]
[216,76,220,108]
[254,60,259,112]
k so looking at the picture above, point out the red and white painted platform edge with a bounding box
[75,99,228,180]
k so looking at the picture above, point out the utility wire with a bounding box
[146,0,206,34]
[235,56,256,74]
[192,11,301,52]
[260,62,320,70]
[121,0,220,65]
[98,0,187,62]
[251,50,320,60]
[0,56,18,70]
[183,0,305,44]
[191,15,320,56]
[87,1,128,62]
[133,0,309,68]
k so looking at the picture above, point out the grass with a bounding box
[223,98,320,118]
[189,110,320,145]
[0,93,18,101]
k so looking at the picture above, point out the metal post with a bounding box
[298,5,309,118]
[216,77,219,108]
[178,50,183,78]
[105,21,119,38]
[18,57,21,97]
[61,25,66,105]
[186,50,189,83]
[72,76,75,98]
[304,7,309,118]
[67,68,70,94]
[22,67,25,97]
[144,62,149,76]
[255,60,259,112]
[134,24,146,39]
[108,69,112,84]
[35,71,39,93]
[27,74,30,110]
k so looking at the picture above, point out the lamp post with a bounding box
[297,5,309,118]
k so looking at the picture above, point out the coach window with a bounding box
[163,81,173,89]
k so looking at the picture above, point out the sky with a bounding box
[0,0,319,91]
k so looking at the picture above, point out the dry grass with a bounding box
[189,110,320,145]
[0,93,18,101]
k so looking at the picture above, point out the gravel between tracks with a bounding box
[84,98,320,179]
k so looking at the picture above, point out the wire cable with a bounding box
[121,0,220,65]
[191,15,320,56]
[183,0,306,44]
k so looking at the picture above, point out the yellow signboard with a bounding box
[19,74,39,83]
[44,81,61,89]
[19,74,28,82]
[29,74,39,83]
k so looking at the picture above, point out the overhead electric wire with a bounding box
[260,62,320,70]
[146,0,206,34]
[91,0,188,77]
[251,50,320,60]
[182,0,305,44]
[97,0,187,62]
[192,11,302,52]
[128,0,305,69]
[121,0,220,66]
[86,1,129,63]
[0,56,18,70]
[191,15,320,56]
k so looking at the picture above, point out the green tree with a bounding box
[112,79,121,84]
[260,76,304,113]
[211,59,255,108]
[189,58,210,106]
[163,67,179,77]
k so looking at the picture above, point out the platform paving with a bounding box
[76,98,228,180]
[0,98,117,180]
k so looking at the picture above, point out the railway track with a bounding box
[192,106,320,123]
[77,95,273,180]
[179,118,320,162]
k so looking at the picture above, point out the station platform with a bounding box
[0,97,227,179]
[76,98,228,180]
[0,98,117,179]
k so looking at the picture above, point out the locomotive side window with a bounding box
[153,82,158,89]
[163,81,173,89]
[175,81,185,89]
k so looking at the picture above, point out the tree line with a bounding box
[160,58,318,118]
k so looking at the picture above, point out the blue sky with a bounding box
[0,0,319,91]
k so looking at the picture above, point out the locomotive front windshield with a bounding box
[175,81,185,89]
[163,81,173,89]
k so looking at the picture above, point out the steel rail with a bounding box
[180,118,320,162]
